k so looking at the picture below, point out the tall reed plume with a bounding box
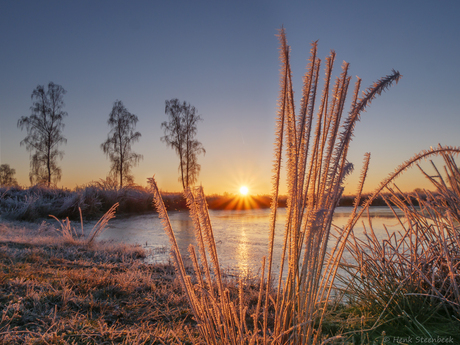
[150,28,401,344]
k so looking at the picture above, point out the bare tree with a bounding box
[0,164,18,186]
[161,99,205,189]
[18,82,67,186]
[101,100,143,188]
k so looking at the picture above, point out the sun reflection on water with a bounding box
[237,220,249,274]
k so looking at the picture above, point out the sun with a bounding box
[239,186,249,196]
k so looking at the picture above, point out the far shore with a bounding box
[0,184,429,222]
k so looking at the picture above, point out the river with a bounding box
[96,206,405,276]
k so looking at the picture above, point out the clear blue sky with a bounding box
[1,0,459,195]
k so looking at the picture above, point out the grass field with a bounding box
[0,221,199,344]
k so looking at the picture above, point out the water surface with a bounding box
[97,206,405,275]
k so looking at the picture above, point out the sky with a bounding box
[1,0,460,195]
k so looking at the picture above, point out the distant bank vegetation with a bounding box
[0,182,428,221]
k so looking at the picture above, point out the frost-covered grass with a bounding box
[0,184,148,221]
[0,221,196,344]
[0,184,162,221]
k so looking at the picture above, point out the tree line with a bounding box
[1,82,206,189]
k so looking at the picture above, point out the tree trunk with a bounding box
[120,161,123,188]
[47,142,51,187]
[119,119,123,189]
[185,126,190,188]
[186,140,190,188]
[179,146,185,190]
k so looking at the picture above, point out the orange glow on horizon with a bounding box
[206,193,272,211]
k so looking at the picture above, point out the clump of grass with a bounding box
[338,150,460,342]
[150,179,271,344]
[150,27,401,344]
[49,202,119,246]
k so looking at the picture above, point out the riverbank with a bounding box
[0,221,199,344]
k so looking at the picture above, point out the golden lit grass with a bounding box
[149,27,404,344]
